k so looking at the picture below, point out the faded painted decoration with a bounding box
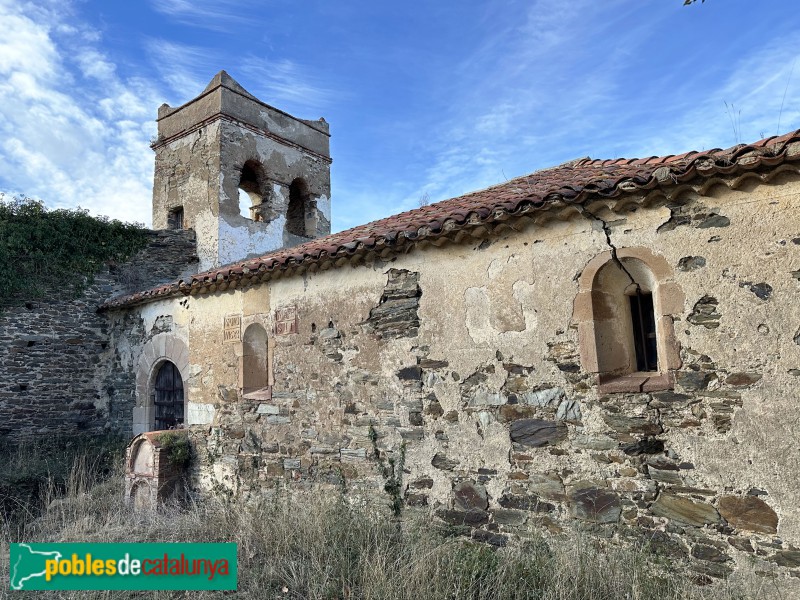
[274,306,298,336]
[223,315,241,343]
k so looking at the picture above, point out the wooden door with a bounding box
[153,362,184,430]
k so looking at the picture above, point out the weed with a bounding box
[0,434,125,526]
[368,425,406,516]
[156,431,191,468]
[724,101,742,146]
[1,446,795,599]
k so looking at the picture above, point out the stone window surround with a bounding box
[133,334,190,435]
[573,247,683,393]
[239,317,274,401]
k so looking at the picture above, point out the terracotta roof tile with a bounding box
[100,129,800,311]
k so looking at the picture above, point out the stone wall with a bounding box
[115,177,800,583]
[0,230,197,441]
[151,72,332,271]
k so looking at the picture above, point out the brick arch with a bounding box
[573,247,683,393]
[133,334,189,435]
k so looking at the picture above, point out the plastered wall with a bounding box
[118,177,800,581]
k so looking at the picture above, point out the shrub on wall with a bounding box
[0,196,148,309]
[156,431,191,469]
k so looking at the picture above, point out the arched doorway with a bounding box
[153,361,184,430]
[134,334,191,435]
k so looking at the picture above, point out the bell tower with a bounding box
[151,71,332,271]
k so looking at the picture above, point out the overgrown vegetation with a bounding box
[157,431,191,468]
[0,196,148,310]
[0,443,789,599]
[0,435,126,528]
[369,425,406,516]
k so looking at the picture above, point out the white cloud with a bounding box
[144,39,214,101]
[239,58,336,112]
[0,1,160,225]
[76,49,116,81]
[148,0,253,32]
[0,4,337,229]
[144,40,338,114]
[604,38,800,159]
[398,0,800,214]
[2,0,799,240]
[402,0,631,203]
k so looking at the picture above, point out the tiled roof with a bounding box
[100,129,800,311]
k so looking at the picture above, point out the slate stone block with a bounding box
[650,493,720,526]
[509,419,567,447]
[498,493,555,513]
[436,508,490,527]
[454,481,489,511]
[603,414,663,436]
[622,438,665,456]
[718,495,778,534]
[770,550,800,568]
[570,487,621,524]
[432,453,459,470]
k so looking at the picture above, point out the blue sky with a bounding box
[1,0,800,231]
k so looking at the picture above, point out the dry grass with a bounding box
[0,443,793,599]
[0,435,123,527]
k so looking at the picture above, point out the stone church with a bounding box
[3,71,800,578]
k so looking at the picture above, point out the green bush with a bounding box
[0,196,148,309]
[156,431,191,468]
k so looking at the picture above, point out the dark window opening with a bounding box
[153,361,184,430]
[168,207,184,230]
[629,291,658,372]
[287,178,310,237]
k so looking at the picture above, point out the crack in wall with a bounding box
[579,206,639,289]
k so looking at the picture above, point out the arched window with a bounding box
[573,248,683,393]
[238,160,266,220]
[152,361,184,430]
[240,323,272,399]
[286,178,311,237]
